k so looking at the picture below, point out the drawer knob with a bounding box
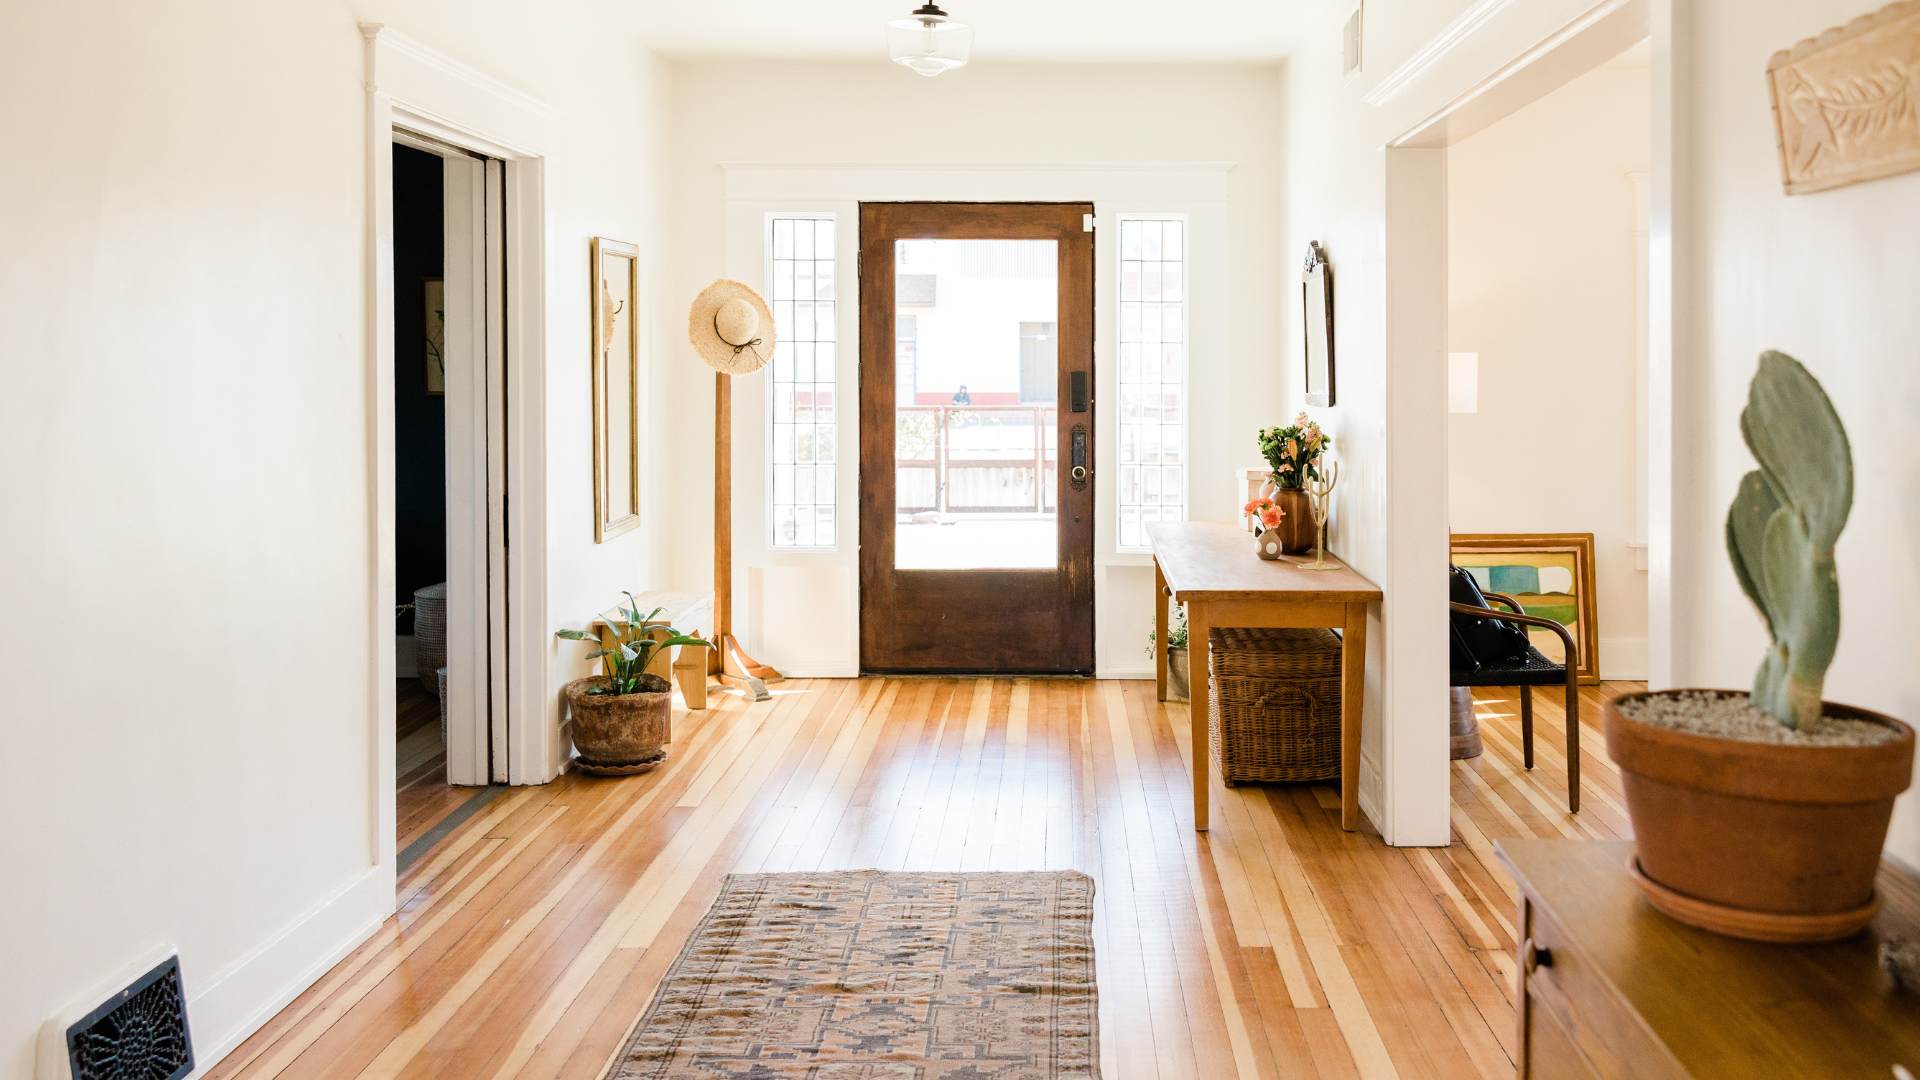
[1522,938,1554,973]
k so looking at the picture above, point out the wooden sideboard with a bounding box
[1497,839,1920,1077]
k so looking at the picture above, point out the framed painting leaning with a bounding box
[1450,532,1600,684]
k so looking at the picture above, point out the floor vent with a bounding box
[64,955,193,1080]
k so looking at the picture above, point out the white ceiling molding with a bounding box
[361,24,549,156]
[1361,0,1518,107]
[721,161,1234,205]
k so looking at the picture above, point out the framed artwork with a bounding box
[592,237,641,542]
[424,277,445,395]
[1302,241,1335,407]
[1450,532,1600,684]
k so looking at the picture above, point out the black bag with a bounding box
[1448,565,1532,672]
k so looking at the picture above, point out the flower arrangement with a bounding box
[1243,495,1286,533]
[1257,413,1332,490]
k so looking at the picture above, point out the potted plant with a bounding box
[555,593,709,775]
[1605,351,1913,942]
[1147,606,1191,700]
[1256,413,1331,554]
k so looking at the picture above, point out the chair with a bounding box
[1448,566,1581,813]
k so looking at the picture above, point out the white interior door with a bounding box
[440,151,495,785]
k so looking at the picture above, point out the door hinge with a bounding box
[1082,213,1095,233]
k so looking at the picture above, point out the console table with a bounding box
[1148,522,1381,831]
[1498,838,1920,1077]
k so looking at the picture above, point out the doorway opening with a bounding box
[390,133,509,872]
[858,202,1095,673]
[1374,0,1657,842]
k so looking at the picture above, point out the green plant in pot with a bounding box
[1256,413,1330,555]
[1604,351,1914,942]
[556,593,709,775]
[1147,606,1191,700]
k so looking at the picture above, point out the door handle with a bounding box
[1070,425,1089,489]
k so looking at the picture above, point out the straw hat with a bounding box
[688,279,776,375]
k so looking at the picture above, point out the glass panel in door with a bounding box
[892,237,1059,570]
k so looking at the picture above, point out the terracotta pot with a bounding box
[1270,487,1315,555]
[562,676,671,775]
[1604,690,1914,941]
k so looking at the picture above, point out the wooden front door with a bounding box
[859,202,1095,673]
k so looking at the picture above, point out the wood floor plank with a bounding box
[218,680,1645,1079]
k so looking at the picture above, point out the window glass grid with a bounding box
[1117,218,1187,552]
[769,216,837,548]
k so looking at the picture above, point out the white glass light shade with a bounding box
[887,8,972,77]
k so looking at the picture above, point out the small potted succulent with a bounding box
[1605,351,1913,942]
[555,593,709,775]
[1256,413,1331,554]
[1147,606,1191,700]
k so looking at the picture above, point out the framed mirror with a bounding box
[1302,240,1336,407]
[592,237,641,542]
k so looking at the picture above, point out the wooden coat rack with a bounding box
[711,370,782,695]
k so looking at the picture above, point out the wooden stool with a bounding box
[1449,687,1483,760]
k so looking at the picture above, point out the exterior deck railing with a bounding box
[895,404,1058,514]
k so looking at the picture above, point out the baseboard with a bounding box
[1599,635,1648,682]
[1359,754,1383,835]
[187,865,393,1075]
[1097,667,1155,680]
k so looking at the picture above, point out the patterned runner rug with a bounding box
[606,870,1099,1079]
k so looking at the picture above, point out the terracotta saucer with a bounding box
[573,751,667,777]
[1628,857,1879,943]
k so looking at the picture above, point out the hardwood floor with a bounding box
[213,678,1639,1079]
[395,680,469,856]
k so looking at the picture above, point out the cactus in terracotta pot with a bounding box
[1723,350,1852,730]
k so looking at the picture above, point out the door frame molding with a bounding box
[719,162,1231,677]
[362,25,553,890]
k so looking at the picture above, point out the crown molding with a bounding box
[1361,0,1518,107]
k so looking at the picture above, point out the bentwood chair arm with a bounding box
[1448,601,1578,667]
[1481,591,1526,616]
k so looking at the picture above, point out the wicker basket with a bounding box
[413,582,448,698]
[1207,626,1343,784]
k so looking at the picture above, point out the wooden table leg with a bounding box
[1340,601,1368,830]
[1189,601,1211,831]
[1154,559,1169,703]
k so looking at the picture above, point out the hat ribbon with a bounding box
[714,312,765,362]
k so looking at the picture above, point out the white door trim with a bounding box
[361,24,554,894]
[1368,0,1660,844]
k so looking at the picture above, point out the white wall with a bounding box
[1668,0,1920,866]
[665,61,1287,679]
[1447,53,1651,679]
[0,1,675,1073]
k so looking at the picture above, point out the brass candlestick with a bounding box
[1301,459,1341,571]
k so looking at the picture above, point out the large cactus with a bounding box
[1724,351,1853,729]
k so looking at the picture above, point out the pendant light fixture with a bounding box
[887,2,972,77]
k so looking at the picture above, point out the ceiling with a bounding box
[632,0,1302,63]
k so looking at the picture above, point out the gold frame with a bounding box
[1450,532,1601,684]
[592,237,642,542]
